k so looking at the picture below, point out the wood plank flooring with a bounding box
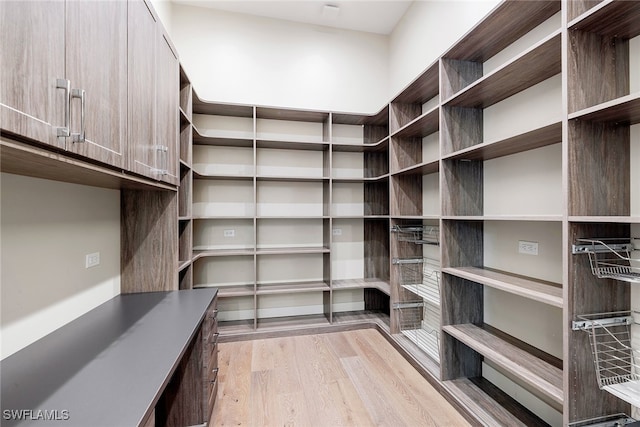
[210,329,470,426]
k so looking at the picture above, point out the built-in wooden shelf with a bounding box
[197,284,254,298]
[442,323,563,411]
[443,122,562,161]
[256,139,329,151]
[193,215,254,220]
[192,94,253,117]
[332,105,389,126]
[568,216,640,224]
[193,171,254,180]
[392,62,440,105]
[444,377,550,427]
[217,319,255,336]
[332,138,389,153]
[178,259,191,271]
[192,127,254,148]
[391,106,439,139]
[256,314,331,331]
[179,107,192,125]
[255,246,330,255]
[332,278,391,295]
[441,215,563,222]
[568,0,640,38]
[444,32,561,108]
[256,281,330,295]
[256,106,329,123]
[393,160,439,176]
[192,248,255,259]
[255,175,329,182]
[391,215,440,221]
[568,93,640,125]
[443,1,560,62]
[332,175,389,183]
[443,267,563,308]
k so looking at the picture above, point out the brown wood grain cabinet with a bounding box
[0,1,66,150]
[1,0,179,186]
[64,0,128,168]
[128,0,180,185]
[0,0,127,168]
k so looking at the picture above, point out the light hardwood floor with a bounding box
[210,328,470,426]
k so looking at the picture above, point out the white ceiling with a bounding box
[170,0,414,35]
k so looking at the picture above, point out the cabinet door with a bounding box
[128,0,158,181]
[156,33,180,185]
[0,1,66,149]
[65,0,127,169]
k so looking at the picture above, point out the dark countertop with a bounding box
[1,288,218,426]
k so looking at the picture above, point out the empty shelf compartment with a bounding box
[442,323,563,410]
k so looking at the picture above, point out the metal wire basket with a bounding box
[573,238,640,283]
[572,311,640,407]
[392,257,440,305]
[391,225,439,245]
[394,300,440,362]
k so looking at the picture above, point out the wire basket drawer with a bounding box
[391,225,439,245]
[573,311,640,407]
[393,257,440,305]
[573,238,640,283]
[394,300,440,362]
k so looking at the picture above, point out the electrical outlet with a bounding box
[332,228,342,236]
[223,229,236,238]
[518,241,538,256]
[85,252,100,268]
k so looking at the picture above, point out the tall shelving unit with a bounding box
[565,0,640,423]
[188,97,392,335]
[177,0,640,424]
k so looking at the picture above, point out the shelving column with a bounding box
[178,66,193,290]
[191,98,257,334]
[330,110,391,326]
[438,1,565,425]
[565,0,640,423]
[254,107,331,330]
[387,61,441,353]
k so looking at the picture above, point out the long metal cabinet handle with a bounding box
[55,79,71,137]
[71,88,86,143]
[152,145,169,176]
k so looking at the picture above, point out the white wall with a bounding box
[168,3,389,113]
[1,173,121,359]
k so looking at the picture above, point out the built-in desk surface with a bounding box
[1,289,218,426]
